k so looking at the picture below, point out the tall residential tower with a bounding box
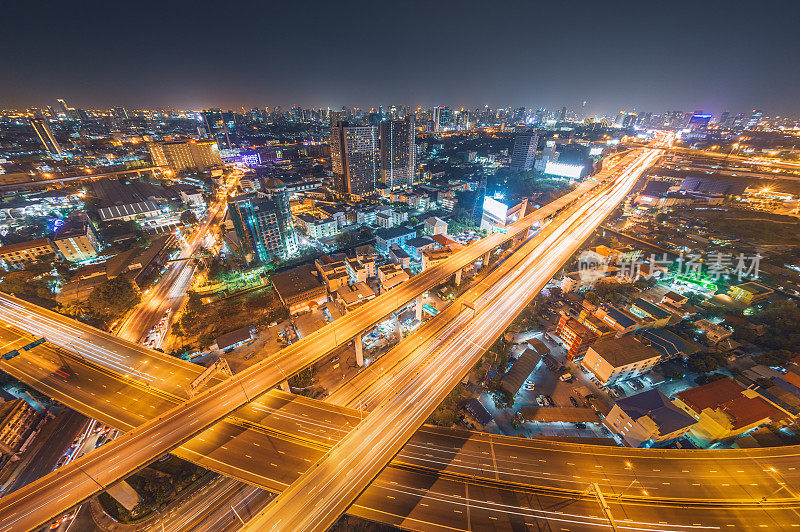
[330,120,379,201]
[510,129,538,171]
[380,115,416,190]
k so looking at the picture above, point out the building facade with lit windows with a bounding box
[510,129,538,171]
[52,215,101,262]
[331,120,379,200]
[148,139,222,171]
[556,315,597,360]
[0,239,56,269]
[229,179,297,263]
[380,116,415,190]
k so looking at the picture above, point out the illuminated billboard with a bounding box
[544,161,584,179]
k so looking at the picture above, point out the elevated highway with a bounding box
[3,145,800,530]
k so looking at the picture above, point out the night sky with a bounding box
[3,0,799,116]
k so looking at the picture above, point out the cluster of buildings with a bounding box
[603,375,790,448]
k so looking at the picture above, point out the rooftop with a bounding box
[501,345,546,396]
[271,263,323,300]
[732,282,773,296]
[631,298,672,320]
[405,236,435,249]
[375,225,416,241]
[614,389,696,435]
[675,377,786,429]
[589,336,661,367]
[336,282,375,305]
[0,238,52,254]
[215,327,252,350]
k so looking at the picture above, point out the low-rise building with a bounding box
[345,255,375,283]
[581,336,662,385]
[334,282,376,314]
[728,282,773,306]
[315,256,350,293]
[375,226,416,254]
[674,378,789,443]
[52,215,101,262]
[421,247,454,271]
[378,263,409,293]
[0,397,40,458]
[297,214,338,240]
[375,211,393,228]
[403,236,436,262]
[105,234,175,288]
[98,200,164,222]
[0,239,56,268]
[629,298,672,329]
[694,319,733,344]
[556,315,598,360]
[389,244,411,269]
[604,389,696,447]
[270,263,327,315]
[424,216,448,236]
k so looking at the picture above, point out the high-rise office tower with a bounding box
[113,106,129,119]
[330,120,379,200]
[746,109,763,129]
[717,111,730,127]
[510,129,538,171]
[558,106,567,122]
[30,118,62,156]
[380,115,416,190]
[56,98,70,116]
[229,179,297,263]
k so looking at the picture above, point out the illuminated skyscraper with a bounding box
[380,115,415,190]
[746,109,763,129]
[510,129,538,171]
[330,120,379,200]
[56,98,70,116]
[29,118,62,156]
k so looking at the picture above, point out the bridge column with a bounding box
[483,251,491,265]
[355,333,364,367]
[415,294,423,322]
[454,268,462,286]
[279,381,290,392]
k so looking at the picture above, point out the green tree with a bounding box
[87,276,140,325]
[180,210,199,225]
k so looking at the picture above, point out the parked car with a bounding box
[574,422,587,430]
[545,395,555,406]
[569,396,580,408]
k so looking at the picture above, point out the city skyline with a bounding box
[3,1,799,116]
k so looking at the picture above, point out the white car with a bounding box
[523,381,535,391]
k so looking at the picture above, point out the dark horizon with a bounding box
[3,0,799,117]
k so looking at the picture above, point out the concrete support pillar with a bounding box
[279,380,291,392]
[355,333,364,367]
[483,251,491,265]
[415,294,423,322]
[454,268,462,286]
